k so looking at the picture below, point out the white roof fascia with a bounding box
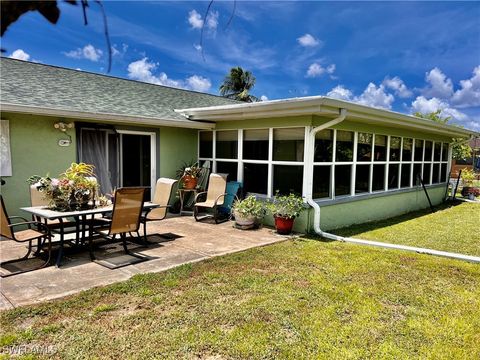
[1,103,215,130]
[175,96,478,138]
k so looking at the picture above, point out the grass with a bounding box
[333,202,480,257]
[1,211,480,359]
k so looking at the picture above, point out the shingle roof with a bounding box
[0,58,238,126]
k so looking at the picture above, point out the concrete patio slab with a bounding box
[1,216,291,310]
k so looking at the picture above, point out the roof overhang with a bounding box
[176,96,479,139]
[1,103,215,130]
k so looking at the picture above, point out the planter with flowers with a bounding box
[177,161,202,189]
[28,163,99,211]
[232,195,266,229]
[267,193,306,235]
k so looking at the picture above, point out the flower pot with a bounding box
[182,175,197,189]
[468,193,476,200]
[234,211,256,229]
[274,216,295,235]
[462,186,480,197]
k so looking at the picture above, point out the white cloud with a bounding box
[64,44,103,62]
[297,33,321,47]
[326,83,394,109]
[382,76,413,98]
[411,96,468,122]
[127,58,211,92]
[186,75,211,92]
[306,62,335,78]
[326,85,353,101]
[451,66,480,108]
[193,44,202,51]
[260,95,269,101]
[206,10,219,30]
[188,9,204,29]
[8,49,30,61]
[111,43,128,57]
[356,83,395,109]
[422,67,453,99]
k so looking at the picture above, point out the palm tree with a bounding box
[219,67,258,102]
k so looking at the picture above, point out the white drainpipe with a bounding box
[304,108,480,263]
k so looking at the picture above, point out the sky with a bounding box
[2,1,480,130]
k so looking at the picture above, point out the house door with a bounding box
[78,127,156,199]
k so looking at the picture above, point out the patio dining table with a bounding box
[21,202,158,267]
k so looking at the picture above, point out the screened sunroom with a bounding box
[177,97,475,232]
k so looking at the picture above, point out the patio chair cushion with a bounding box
[195,200,218,208]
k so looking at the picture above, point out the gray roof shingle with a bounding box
[0,58,238,125]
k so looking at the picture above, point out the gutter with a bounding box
[1,103,215,130]
[304,108,480,264]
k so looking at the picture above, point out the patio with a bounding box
[0,216,292,310]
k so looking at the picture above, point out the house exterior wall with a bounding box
[0,112,197,216]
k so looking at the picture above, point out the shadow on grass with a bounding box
[304,200,464,241]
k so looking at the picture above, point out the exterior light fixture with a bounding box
[53,122,74,146]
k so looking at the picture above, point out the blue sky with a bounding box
[2,1,479,130]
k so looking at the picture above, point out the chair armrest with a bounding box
[9,221,50,234]
[194,191,208,203]
[8,215,30,223]
[214,193,227,206]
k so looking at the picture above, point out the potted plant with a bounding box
[28,162,99,211]
[267,193,305,235]
[176,160,202,189]
[232,195,266,229]
[460,168,480,200]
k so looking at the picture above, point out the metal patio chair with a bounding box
[90,187,146,260]
[193,173,228,224]
[140,177,178,243]
[0,195,52,277]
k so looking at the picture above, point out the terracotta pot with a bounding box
[182,175,198,189]
[274,216,295,235]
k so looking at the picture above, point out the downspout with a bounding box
[305,108,347,240]
[304,108,480,263]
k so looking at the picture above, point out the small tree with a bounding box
[413,110,472,160]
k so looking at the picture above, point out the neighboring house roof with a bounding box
[0,58,238,129]
[177,96,480,139]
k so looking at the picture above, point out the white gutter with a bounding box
[1,103,215,130]
[304,108,480,264]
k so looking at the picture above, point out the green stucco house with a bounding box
[1,58,477,233]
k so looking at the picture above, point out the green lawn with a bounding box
[333,202,480,257]
[1,220,480,359]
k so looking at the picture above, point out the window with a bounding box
[434,142,441,161]
[313,166,330,198]
[388,164,399,190]
[199,131,213,158]
[424,141,433,162]
[413,164,422,185]
[372,164,385,191]
[441,164,447,182]
[423,163,431,185]
[390,137,401,161]
[357,133,372,162]
[401,164,411,188]
[314,129,333,162]
[243,163,268,194]
[216,161,238,181]
[355,165,370,194]
[442,143,449,161]
[335,165,351,196]
[402,138,413,161]
[243,129,268,160]
[414,139,424,161]
[374,135,387,161]
[273,128,304,161]
[336,131,354,162]
[216,130,237,159]
[432,164,440,184]
[273,165,303,195]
